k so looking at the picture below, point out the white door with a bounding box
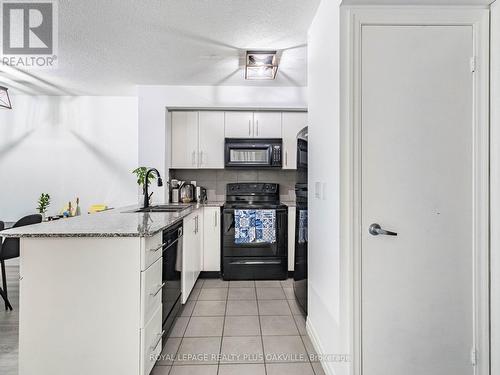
[361,25,476,375]
[199,111,225,169]
[254,112,282,138]
[282,112,307,169]
[225,112,254,138]
[203,207,221,272]
[171,112,199,169]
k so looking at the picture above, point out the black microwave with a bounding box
[225,138,282,168]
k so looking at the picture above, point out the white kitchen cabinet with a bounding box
[202,207,221,271]
[171,111,199,168]
[225,111,254,138]
[182,210,202,303]
[282,112,307,169]
[288,206,296,271]
[253,112,282,138]
[199,111,225,168]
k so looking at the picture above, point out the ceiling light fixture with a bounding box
[0,86,12,109]
[245,51,278,80]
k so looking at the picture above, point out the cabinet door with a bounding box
[282,112,307,169]
[202,207,221,271]
[225,112,254,138]
[199,112,225,169]
[182,212,197,303]
[253,112,282,138]
[196,214,203,279]
[171,112,199,168]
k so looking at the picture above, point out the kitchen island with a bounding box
[0,202,223,375]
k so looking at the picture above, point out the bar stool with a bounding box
[0,214,42,310]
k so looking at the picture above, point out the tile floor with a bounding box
[0,270,326,375]
[152,278,326,375]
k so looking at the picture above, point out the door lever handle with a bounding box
[369,223,397,236]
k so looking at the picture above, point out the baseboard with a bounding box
[199,271,221,279]
[287,271,295,278]
[306,317,335,375]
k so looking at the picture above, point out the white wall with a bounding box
[0,96,139,222]
[307,1,348,375]
[490,2,499,373]
[138,85,307,201]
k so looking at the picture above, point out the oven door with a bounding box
[222,207,287,257]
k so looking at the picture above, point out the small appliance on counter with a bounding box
[196,186,207,203]
[170,179,181,203]
[180,183,195,203]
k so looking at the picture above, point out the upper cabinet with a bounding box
[199,112,225,169]
[282,112,308,170]
[224,112,254,138]
[170,110,306,170]
[253,112,282,138]
[171,111,225,169]
[225,111,282,139]
[171,111,199,169]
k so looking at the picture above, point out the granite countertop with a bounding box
[0,201,225,238]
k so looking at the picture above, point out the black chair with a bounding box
[0,214,42,310]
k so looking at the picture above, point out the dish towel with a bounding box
[235,209,276,244]
[235,210,256,244]
[298,209,308,244]
[255,210,276,244]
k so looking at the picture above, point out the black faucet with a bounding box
[143,168,163,209]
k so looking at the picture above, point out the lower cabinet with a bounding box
[182,210,202,303]
[140,304,163,375]
[203,207,221,271]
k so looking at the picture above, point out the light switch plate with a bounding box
[315,182,321,199]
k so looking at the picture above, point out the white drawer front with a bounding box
[141,256,163,328]
[142,231,163,271]
[140,304,163,375]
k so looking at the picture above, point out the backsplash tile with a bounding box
[170,169,297,202]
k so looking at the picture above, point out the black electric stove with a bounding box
[222,183,288,280]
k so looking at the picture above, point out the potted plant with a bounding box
[37,193,50,221]
[132,167,156,203]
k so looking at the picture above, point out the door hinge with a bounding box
[470,348,477,366]
[470,57,476,73]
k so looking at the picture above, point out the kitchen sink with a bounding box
[133,204,191,213]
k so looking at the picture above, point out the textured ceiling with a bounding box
[0,0,321,95]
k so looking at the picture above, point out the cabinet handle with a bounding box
[150,330,165,351]
[248,120,251,136]
[150,282,166,297]
[214,211,217,227]
[199,151,203,165]
[192,151,196,165]
[256,120,259,136]
[285,151,288,166]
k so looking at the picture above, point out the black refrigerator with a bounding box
[293,127,308,314]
